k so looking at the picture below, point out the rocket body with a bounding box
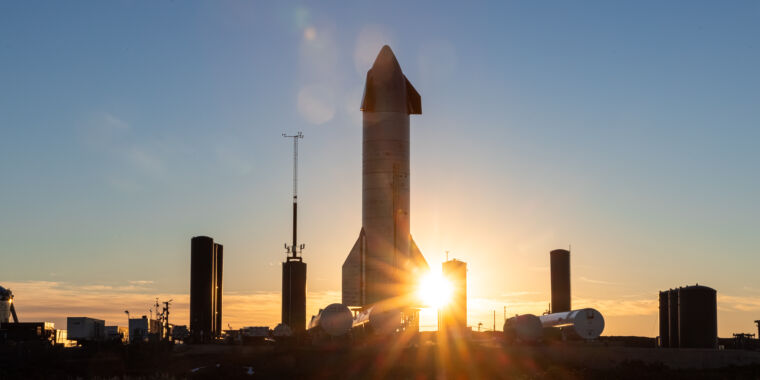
[342,46,428,310]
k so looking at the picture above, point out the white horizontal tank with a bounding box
[308,303,354,337]
[0,286,13,324]
[539,308,605,340]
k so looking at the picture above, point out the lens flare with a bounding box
[418,272,453,309]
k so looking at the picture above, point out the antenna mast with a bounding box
[283,132,305,260]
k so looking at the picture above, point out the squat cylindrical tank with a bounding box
[668,289,679,348]
[550,249,571,313]
[308,303,353,337]
[539,308,605,340]
[282,259,307,333]
[659,290,670,347]
[503,314,543,343]
[678,285,717,349]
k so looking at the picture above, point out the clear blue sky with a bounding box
[1,1,759,334]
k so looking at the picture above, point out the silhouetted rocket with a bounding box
[342,46,429,308]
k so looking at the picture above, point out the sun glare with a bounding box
[418,272,453,309]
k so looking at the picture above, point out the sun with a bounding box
[417,271,453,309]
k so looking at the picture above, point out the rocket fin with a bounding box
[342,229,365,307]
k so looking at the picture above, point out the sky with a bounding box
[1,1,759,336]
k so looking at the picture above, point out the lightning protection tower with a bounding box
[281,132,307,333]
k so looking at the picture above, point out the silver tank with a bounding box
[308,303,354,337]
[539,308,605,340]
[0,286,13,324]
[503,314,543,343]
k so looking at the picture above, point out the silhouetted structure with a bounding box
[439,259,467,337]
[342,46,429,333]
[678,285,717,348]
[282,132,307,333]
[214,244,223,334]
[282,259,306,332]
[668,289,679,348]
[550,249,571,313]
[659,290,670,347]
[756,320,760,339]
[190,236,223,342]
[659,285,717,348]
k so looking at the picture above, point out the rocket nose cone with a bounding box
[371,45,402,74]
[361,45,421,114]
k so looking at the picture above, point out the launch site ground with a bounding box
[3,334,760,379]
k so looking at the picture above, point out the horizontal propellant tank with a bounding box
[0,286,15,324]
[539,308,605,340]
[308,303,354,337]
[503,314,543,343]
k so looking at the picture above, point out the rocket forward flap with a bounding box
[409,236,429,273]
[361,45,421,115]
[342,229,365,306]
[405,77,421,115]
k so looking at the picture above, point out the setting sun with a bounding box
[417,272,453,309]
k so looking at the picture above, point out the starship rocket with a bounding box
[342,45,429,314]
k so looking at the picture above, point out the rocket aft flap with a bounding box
[342,45,429,311]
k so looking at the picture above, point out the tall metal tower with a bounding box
[282,132,305,259]
[281,132,307,333]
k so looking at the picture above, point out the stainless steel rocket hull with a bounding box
[342,46,428,311]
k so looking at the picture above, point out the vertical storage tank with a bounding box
[190,236,221,342]
[214,243,223,335]
[668,289,679,348]
[550,249,571,313]
[282,258,307,333]
[439,259,467,337]
[678,285,717,348]
[659,290,670,347]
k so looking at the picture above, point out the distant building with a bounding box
[129,316,160,343]
[104,325,129,343]
[190,236,223,342]
[439,259,467,338]
[67,317,105,342]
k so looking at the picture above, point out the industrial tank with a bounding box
[550,249,571,313]
[503,314,543,343]
[659,290,670,347]
[539,308,605,340]
[668,289,679,348]
[0,286,12,324]
[282,259,307,333]
[308,303,353,337]
[678,285,717,348]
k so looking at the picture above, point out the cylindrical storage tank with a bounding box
[282,259,307,333]
[439,259,467,337]
[659,290,670,347]
[539,308,605,340]
[678,285,717,349]
[550,249,571,313]
[308,303,353,337]
[0,286,12,324]
[214,244,223,336]
[366,304,403,334]
[190,236,215,342]
[503,314,543,343]
[668,289,679,348]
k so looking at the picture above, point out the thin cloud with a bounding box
[579,276,621,286]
